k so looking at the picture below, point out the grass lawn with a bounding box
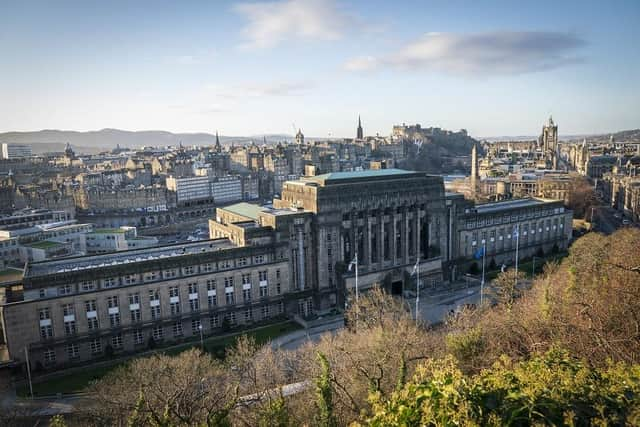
[483,252,567,281]
[19,320,301,397]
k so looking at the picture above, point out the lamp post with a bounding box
[480,240,486,307]
[24,347,33,399]
[198,324,204,351]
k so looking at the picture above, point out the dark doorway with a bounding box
[391,280,403,296]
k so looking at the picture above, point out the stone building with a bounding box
[0,169,574,370]
[274,169,448,300]
[1,239,294,368]
[446,195,572,274]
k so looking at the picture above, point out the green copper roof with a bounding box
[221,202,265,220]
[304,168,420,185]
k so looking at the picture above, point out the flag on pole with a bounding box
[348,255,357,271]
[411,258,419,276]
[474,246,485,260]
[513,224,520,238]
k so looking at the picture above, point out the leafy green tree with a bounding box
[315,352,337,427]
[365,349,640,426]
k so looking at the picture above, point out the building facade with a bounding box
[1,239,298,368]
[1,169,574,369]
[1,143,32,160]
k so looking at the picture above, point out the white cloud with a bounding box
[234,0,348,48]
[345,31,586,76]
[344,55,379,72]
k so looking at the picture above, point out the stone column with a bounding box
[378,212,384,264]
[392,213,398,265]
[296,227,305,290]
[363,209,370,267]
[403,206,409,263]
[416,206,421,261]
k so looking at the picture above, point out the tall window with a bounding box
[152,326,163,341]
[38,307,53,339]
[226,288,235,305]
[191,319,201,334]
[90,338,102,354]
[172,321,183,337]
[243,287,252,303]
[63,304,76,336]
[44,348,56,364]
[207,280,217,307]
[133,329,144,345]
[66,343,79,360]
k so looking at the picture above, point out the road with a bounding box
[591,205,629,234]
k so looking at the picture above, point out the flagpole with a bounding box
[415,259,420,326]
[355,252,359,302]
[514,224,520,288]
[480,240,485,307]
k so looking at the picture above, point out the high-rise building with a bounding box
[1,143,32,159]
[356,115,364,140]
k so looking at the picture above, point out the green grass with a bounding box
[92,228,127,234]
[483,252,568,281]
[19,320,301,397]
[26,240,63,249]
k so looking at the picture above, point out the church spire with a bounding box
[215,131,222,152]
[356,115,364,140]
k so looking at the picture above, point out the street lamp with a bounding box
[198,324,204,351]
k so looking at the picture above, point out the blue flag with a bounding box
[474,246,485,259]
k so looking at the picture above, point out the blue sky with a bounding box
[1,0,638,137]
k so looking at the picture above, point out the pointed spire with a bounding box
[215,131,222,152]
[356,114,364,140]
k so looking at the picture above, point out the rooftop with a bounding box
[0,268,23,285]
[472,198,559,214]
[302,168,423,186]
[93,228,128,234]
[25,239,236,278]
[220,202,267,221]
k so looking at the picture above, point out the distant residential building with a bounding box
[166,176,212,204]
[1,143,32,159]
[211,176,242,204]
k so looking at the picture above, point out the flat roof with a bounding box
[0,268,24,285]
[473,198,557,214]
[302,168,423,185]
[25,239,236,278]
[220,202,266,221]
[93,228,128,234]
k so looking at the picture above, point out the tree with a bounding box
[490,268,526,309]
[365,350,640,426]
[566,175,599,219]
[315,352,337,427]
[86,349,239,426]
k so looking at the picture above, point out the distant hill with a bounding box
[482,129,640,143]
[0,129,294,154]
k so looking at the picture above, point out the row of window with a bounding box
[465,207,564,229]
[38,278,284,339]
[41,263,279,299]
[40,304,286,364]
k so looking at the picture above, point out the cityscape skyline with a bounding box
[1,0,639,137]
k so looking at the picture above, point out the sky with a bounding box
[0,0,638,138]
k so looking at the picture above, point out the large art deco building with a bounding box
[1,169,572,368]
